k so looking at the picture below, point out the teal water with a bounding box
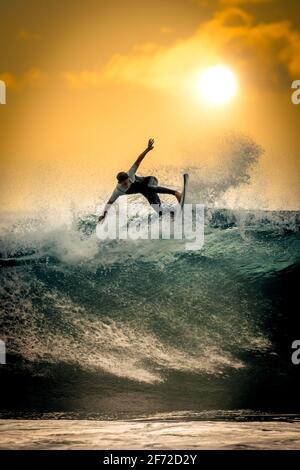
[0,208,299,416]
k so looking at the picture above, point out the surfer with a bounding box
[98,138,182,223]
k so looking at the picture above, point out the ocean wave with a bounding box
[2,207,297,387]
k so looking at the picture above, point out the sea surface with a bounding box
[1,413,300,450]
[0,204,299,448]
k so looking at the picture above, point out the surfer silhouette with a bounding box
[98,138,182,223]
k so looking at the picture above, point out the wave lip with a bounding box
[0,209,299,401]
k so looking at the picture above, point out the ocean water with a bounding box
[0,206,299,419]
[1,135,300,448]
[1,414,300,450]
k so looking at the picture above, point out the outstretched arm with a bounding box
[133,138,154,170]
[98,201,111,223]
[98,194,118,223]
[98,138,155,223]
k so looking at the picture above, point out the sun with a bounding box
[197,65,238,105]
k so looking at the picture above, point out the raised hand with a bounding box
[98,213,106,223]
[147,138,154,150]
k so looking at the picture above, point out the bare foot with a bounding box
[175,191,182,203]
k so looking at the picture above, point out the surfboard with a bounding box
[179,173,189,210]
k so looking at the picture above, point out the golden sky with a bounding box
[1,0,300,211]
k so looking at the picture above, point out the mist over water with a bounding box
[186,134,264,206]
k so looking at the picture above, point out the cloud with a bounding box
[220,0,271,4]
[193,0,271,5]
[133,42,161,53]
[208,7,300,81]
[0,68,47,90]
[160,26,176,34]
[62,70,105,89]
[62,5,300,93]
[18,30,41,41]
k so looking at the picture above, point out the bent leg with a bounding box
[149,184,181,203]
[149,185,176,195]
[144,176,176,196]
[143,189,163,214]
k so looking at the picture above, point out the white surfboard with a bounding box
[179,173,189,210]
